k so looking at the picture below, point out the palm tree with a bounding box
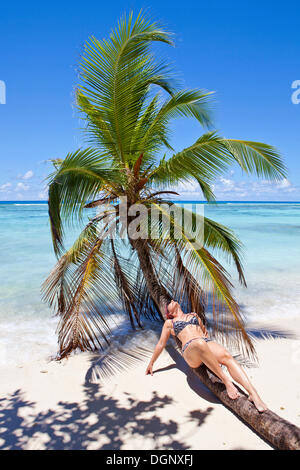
[42,12,300,449]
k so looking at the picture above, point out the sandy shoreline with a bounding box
[1,317,300,450]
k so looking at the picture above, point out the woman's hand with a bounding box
[146,322,171,376]
[145,363,153,376]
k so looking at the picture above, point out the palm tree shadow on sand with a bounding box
[0,384,212,450]
[0,344,216,451]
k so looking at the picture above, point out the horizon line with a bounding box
[1,200,300,204]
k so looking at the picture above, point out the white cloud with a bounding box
[219,177,238,192]
[172,176,298,200]
[215,178,247,197]
[38,186,48,200]
[275,179,296,192]
[15,182,30,191]
[22,170,34,180]
[277,179,291,189]
[176,180,199,193]
[0,183,12,192]
[250,179,297,195]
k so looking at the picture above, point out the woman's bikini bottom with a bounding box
[182,336,212,353]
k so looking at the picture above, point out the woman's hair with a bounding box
[165,303,175,319]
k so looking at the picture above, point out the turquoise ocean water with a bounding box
[0,201,299,366]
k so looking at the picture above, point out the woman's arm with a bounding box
[145,321,171,376]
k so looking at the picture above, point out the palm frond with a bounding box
[203,216,246,286]
[43,233,117,358]
[150,132,286,200]
[148,202,255,358]
[78,11,175,163]
[221,139,286,180]
[110,239,143,328]
[150,132,231,189]
[47,148,121,255]
[84,194,118,208]
[138,90,214,158]
[196,178,216,202]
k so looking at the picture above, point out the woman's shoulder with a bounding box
[164,318,174,333]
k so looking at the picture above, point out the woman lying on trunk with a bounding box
[146,300,267,412]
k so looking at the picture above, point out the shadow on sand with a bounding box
[0,351,214,450]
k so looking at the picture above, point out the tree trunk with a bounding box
[132,239,300,450]
[130,238,170,317]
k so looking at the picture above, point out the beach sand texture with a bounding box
[1,317,299,450]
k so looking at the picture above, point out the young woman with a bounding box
[146,300,267,412]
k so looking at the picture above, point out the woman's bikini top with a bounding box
[171,314,199,336]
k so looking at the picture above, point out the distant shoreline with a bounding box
[1,200,300,205]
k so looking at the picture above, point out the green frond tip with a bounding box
[222,139,287,180]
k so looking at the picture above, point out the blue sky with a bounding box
[0,0,300,201]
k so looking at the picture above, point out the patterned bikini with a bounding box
[172,315,212,353]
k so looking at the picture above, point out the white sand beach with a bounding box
[1,316,300,450]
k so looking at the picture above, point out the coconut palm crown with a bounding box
[43,11,286,361]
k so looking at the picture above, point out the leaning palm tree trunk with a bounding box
[130,238,170,316]
[135,246,300,450]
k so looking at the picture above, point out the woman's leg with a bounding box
[207,342,267,412]
[183,339,240,400]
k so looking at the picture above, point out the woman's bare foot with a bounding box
[225,381,240,400]
[248,393,268,412]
